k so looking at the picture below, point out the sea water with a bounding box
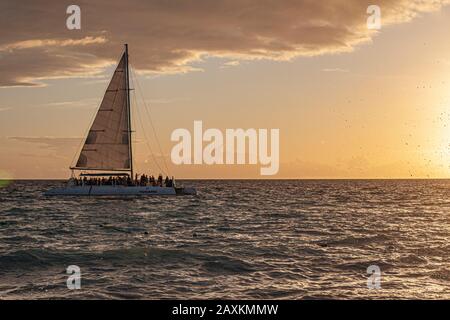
[0,179,449,299]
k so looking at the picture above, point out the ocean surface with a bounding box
[0,179,449,299]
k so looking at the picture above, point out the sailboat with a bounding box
[46,44,196,196]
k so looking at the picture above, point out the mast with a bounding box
[124,43,134,180]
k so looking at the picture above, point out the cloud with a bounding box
[0,36,107,51]
[8,137,82,151]
[0,0,449,87]
[0,107,11,112]
[145,97,191,105]
[37,98,100,109]
[221,60,241,68]
[322,68,350,73]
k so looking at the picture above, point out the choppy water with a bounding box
[0,179,449,299]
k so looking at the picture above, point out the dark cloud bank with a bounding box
[0,0,448,87]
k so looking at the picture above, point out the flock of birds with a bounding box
[324,79,450,178]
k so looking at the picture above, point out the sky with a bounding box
[0,0,449,179]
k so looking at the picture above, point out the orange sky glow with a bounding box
[0,0,449,179]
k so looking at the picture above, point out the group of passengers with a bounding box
[136,174,174,187]
[73,174,175,187]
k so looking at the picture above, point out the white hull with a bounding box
[45,185,196,196]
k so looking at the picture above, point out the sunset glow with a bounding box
[1,0,449,179]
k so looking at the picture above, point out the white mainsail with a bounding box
[74,52,132,171]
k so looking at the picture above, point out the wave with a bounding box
[0,247,256,275]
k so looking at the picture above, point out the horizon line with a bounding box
[2,177,450,181]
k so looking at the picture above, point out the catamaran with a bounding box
[45,44,196,196]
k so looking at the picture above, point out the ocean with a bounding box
[0,179,449,299]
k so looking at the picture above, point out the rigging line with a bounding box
[130,66,172,176]
[129,73,167,176]
[130,66,171,176]
[132,89,167,176]
[131,68,170,175]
